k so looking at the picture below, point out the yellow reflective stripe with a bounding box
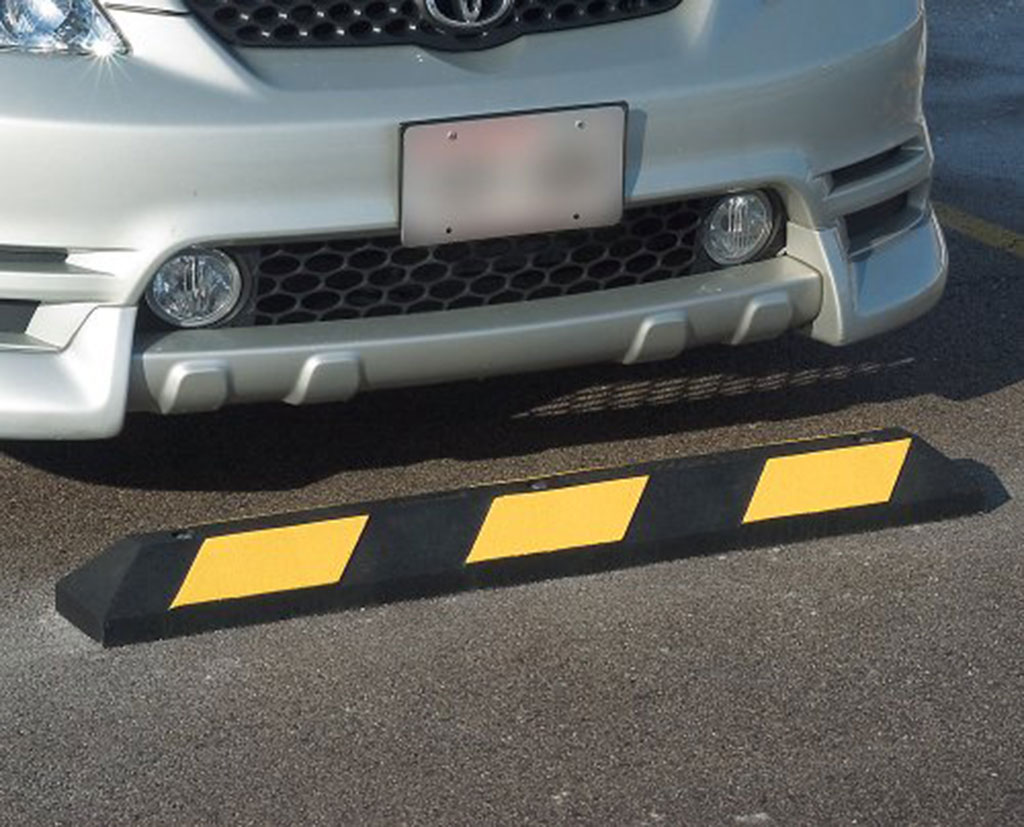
[467,476,649,564]
[743,439,911,524]
[171,516,369,608]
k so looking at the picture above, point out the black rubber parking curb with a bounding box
[57,429,988,646]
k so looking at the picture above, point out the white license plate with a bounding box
[400,104,626,248]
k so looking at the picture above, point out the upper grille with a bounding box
[184,0,682,51]
[228,199,705,326]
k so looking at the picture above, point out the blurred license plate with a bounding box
[401,104,626,247]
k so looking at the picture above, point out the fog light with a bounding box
[702,191,776,266]
[146,249,244,328]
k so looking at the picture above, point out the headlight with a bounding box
[0,0,128,56]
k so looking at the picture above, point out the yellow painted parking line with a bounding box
[743,439,912,524]
[935,202,1024,260]
[171,516,369,607]
[467,476,649,563]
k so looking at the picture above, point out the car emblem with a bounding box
[424,0,513,31]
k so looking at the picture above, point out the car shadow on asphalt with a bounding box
[3,233,1021,494]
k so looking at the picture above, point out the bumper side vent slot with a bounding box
[829,141,925,192]
[844,193,918,255]
[0,246,68,266]
[831,147,903,190]
[0,300,39,334]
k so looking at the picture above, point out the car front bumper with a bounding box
[0,0,944,438]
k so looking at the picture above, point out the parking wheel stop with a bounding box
[57,429,989,646]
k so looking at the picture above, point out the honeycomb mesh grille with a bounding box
[183,0,682,51]
[227,199,705,326]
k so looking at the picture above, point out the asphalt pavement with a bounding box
[1,2,1022,824]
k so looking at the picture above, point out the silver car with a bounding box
[0,0,945,439]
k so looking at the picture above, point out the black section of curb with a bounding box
[56,429,992,646]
